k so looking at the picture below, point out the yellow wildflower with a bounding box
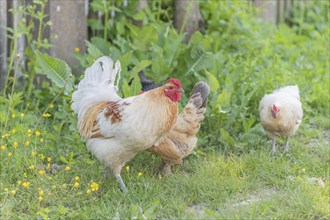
[46,163,51,170]
[74,176,80,181]
[29,165,35,170]
[39,189,45,196]
[42,113,51,118]
[35,131,41,136]
[38,170,45,175]
[74,182,80,188]
[22,181,30,188]
[25,141,30,146]
[62,184,67,189]
[75,47,80,52]
[65,166,71,171]
[11,113,15,118]
[23,172,28,178]
[13,142,18,148]
[49,103,54,109]
[31,151,37,157]
[126,165,130,172]
[90,182,99,191]
[301,168,306,173]
[11,190,16,195]
[86,189,91,194]
[3,133,10,138]
[17,180,22,185]
[1,145,5,150]
[40,138,44,143]
[28,129,31,133]
[20,113,24,117]
[47,157,51,162]
[38,196,43,202]
[11,129,16,134]
[4,188,8,192]
[8,152,12,157]
[138,172,143,177]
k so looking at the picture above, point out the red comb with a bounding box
[273,104,278,112]
[167,78,182,88]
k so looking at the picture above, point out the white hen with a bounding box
[259,85,303,154]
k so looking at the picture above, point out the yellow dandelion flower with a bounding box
[11,190,16,195]
[62,184,67,189]
[74,176,80,181]
[75,47,80,52]
[46,163,51,170]
[11,113,15,118]
[90,182,99,191]
[74,182,80,188]
[20,113,24,117]
[86,189,91,194]
[17,180,22,185]
[65,166,71,171]
[126,165,130,172]
[47,157,51,162]
[49,103,54,109]
[29,165,35,170]
[25,141,30,146]
[39,189,45,196]
[28,129,31,133]
[8,152,12,157]
[22,181,30,188]
[3,133,10,138]
[38,170,45,175]
[11,129,16,134]
[35,131,41,136]
[38,196,43,202]
[42,113,51,118]
[28,133,31,137]
[40,138,44,143]
[138,172,143,177]
[13,142,18,148]
[31,151,37,157]
[1,145,5,150]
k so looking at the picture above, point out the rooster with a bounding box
[148,82,210,174]
[71,56,183,192]
[259,85,303,154]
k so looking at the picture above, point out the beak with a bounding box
[178,88,184,93]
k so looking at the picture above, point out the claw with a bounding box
[271,139,276,155]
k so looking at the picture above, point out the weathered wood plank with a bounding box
[49,0,87,73]
[0,0,8,90]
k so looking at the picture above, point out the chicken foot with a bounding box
[108,167,127,192]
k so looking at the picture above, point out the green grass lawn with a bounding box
[1,115,328,219]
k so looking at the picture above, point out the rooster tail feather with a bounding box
[189,81,210,109]
[71,56,122,119]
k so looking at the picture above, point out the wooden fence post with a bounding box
[0,0,8,90]
[49,0,88,73]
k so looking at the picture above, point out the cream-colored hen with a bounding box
[259,85,303,154]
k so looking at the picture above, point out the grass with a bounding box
[1,0,329,219]
[0,113,329,219]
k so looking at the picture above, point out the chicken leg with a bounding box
[271,139,276,155]
[284,136,289,151]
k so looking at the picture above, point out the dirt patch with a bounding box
[232,187,277,207]
[186,204,205,216]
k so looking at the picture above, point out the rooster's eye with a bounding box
[169,86,173,89]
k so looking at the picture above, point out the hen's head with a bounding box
[271,103,281,119]
[164,78,184,102]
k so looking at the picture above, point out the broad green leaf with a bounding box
[85,40,104,64]
[220,128,235,146]
[204,70,219,92]
[35,51,73,94]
